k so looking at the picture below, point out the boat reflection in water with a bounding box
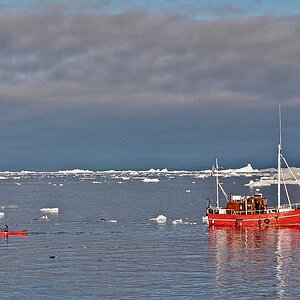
[208,226,300,299]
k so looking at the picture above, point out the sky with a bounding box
[0,0,300,171]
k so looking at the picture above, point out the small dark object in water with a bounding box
[100,218,106,221]
[49,256,56,259]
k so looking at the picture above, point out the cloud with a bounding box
[182,3,247,18]
[0,7,300,119]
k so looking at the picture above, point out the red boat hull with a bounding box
[208,209,300,227]
[0,230,27,236]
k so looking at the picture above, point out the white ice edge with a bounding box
[40,207,59,213]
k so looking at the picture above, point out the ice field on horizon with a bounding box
[0,164,299,186]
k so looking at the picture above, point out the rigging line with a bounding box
[217,181,229,201]
[215,159,219,209]
[281,167,292,209]
[281,155,300,186]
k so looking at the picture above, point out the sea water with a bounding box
[0,171,300,299]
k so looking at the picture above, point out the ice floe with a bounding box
[0,205,19,209]
[0,165,298,185]
[58,169,94,175]
[98,218,118,223]
[143,178,160,183]
[232,164,259,173]
[244,180,270,187]
[172,219,183,225]
[147,168,168,173]
[150,215,167,224]
[172,219,196,225]
[40,208,59,214]
[245,168,300,186]
[202,216,209,224]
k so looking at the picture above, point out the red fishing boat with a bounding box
[204,106,300,227]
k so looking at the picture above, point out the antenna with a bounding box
[279,104,282,146]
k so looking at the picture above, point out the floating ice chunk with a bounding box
[172,219,183,225]
[147,168,160,172]
[143,178,159,183]
[129,171,139,176]
[150,214,167,223]
[146,168,168,173]
[194,174,207,179]
[15,182,21,186]
[58,169,94,174]
[202,216,209,224]
[40,208,59,214]
[41,215,48,220]
[245,179,271,187]
[0,212,4,218]
[19,171,35,175]
[59,184,64,186]
[222,164,259,175]
[99,218,117,223]
[186,190,191,193]
[235,164,259,173]
[103,170,116,173]
[0,205,19,209]
[0,176,7,180]
[244,180,255,186]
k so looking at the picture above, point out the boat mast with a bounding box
[277,105,282,209]
[216,158,220,208]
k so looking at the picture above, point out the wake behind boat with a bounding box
[204,106,300,227]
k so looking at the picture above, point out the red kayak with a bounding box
[0,230,27,236]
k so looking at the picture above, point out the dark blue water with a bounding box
[0,171,300,299]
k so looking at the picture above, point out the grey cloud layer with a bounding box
[1,9,300,116]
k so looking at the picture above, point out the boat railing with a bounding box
[209,202,300,215]
[280,202,300,211]
[209,207,268,215]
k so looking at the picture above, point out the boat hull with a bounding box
[0,230,27,236]
[208,210,300,227]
